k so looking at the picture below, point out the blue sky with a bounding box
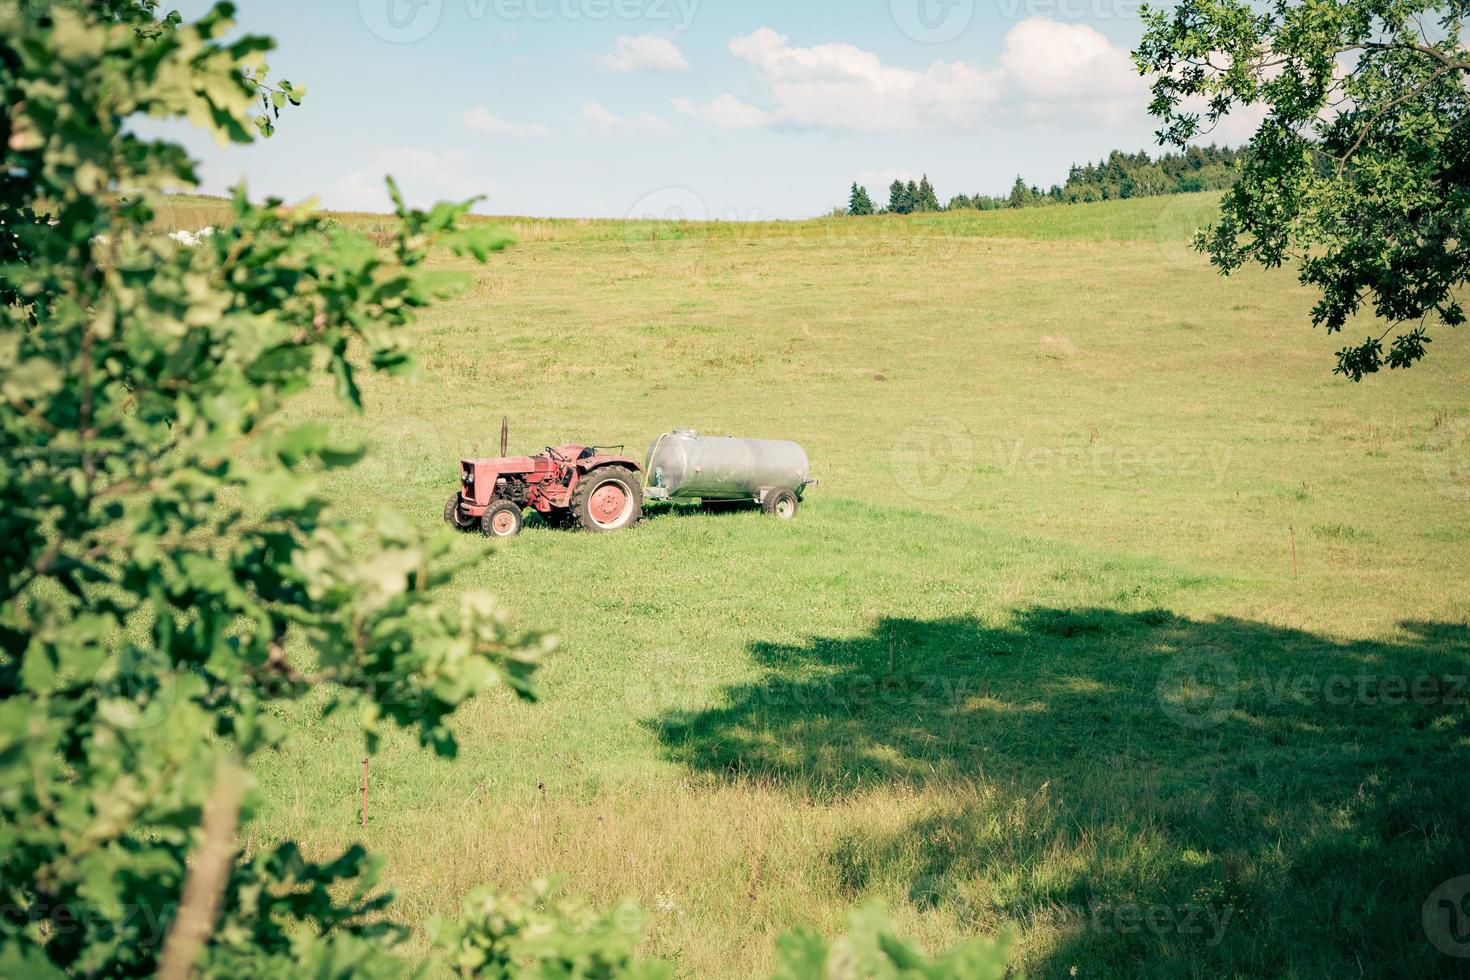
[157,0,1251,219]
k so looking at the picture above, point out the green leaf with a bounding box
[20,647,56,694]
[446,224,516,262]
[2,358,63,401]
[274,422,365,468]
[332,355,362,409]
[772,928,830,979]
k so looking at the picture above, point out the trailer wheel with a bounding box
[762,488,799,520]
[481,500,524,538]
[445,494,478,532]
[570,465,643,533]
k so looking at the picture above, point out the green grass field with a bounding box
[218,194,1468,978]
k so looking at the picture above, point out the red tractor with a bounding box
[444,441,644,538]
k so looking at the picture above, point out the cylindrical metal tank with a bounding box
[645,429,810,501]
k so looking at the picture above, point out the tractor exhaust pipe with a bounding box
[500,416,509,457]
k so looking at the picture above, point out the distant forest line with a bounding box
[846,145,1243,215]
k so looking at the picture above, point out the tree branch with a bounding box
[157,758,245,980]
[1335,63,1462,173]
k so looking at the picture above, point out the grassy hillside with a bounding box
[155,189,1223,244]
[242,194,1468,978]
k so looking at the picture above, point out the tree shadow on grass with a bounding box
[651,608,1470,978]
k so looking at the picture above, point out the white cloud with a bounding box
[682,20,1146,134]
[597,34,690,73]
[461,106,550,138]
[673,94,768,129]
[1190,99,1270,145]
[998,18,1145,119]
[719,27,998,133]
[335,147,492,212]
[581,101,671,135]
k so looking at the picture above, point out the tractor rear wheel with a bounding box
[570,465,643,533]
[445,494,477,532]
[762,488,799,520]
[481,500,524,538]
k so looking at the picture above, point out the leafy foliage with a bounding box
[1136,0,1470,378]
[771,903,1012,980]
[434,883,1014,980]
[432,880,670,980]
[1,1,538,975]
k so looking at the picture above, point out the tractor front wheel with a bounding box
[445,494,478,532]
[570,466,643,533]
[481,500,524,539]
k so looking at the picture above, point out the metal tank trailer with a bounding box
[444,424,815,538]
[644,429,813,517]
